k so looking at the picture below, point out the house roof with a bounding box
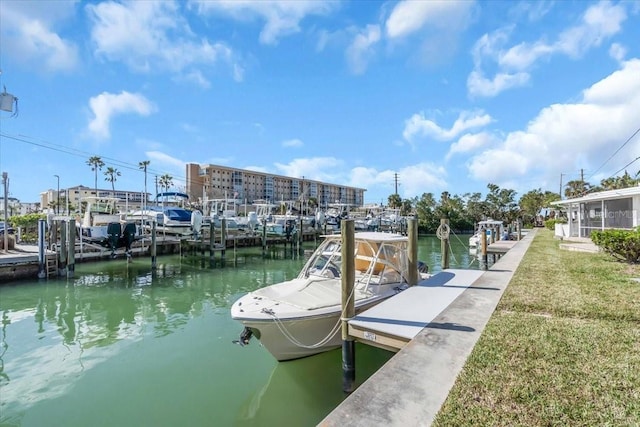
[552,185,640,206]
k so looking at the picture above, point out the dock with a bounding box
[320,228,536,427]
[348,269,485,352]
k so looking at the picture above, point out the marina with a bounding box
[0,234,484,426]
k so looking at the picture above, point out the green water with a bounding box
[0,235,476,427]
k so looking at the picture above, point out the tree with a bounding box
[564,179,591,198]
[485,183,519,223]
[388,194,401,208]
[159,174,173,195]
[139,160,151,206]
[104,167,121,192]
[86,156,105,192]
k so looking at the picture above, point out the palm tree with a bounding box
[138,160,151,208]
[104,167,121,192]
[159,174,173,203]
[86,156,105,193]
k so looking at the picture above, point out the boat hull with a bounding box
[235,297,387,361]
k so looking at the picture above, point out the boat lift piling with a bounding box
[480,225,488,269]
[59,221,68,277]
[341,219,356,393]
[67,223,75,278]
[440,218,450,270]
[37,218,47,279]
[407,218,418,286]
[151,221,157,270]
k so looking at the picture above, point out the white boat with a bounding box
[468,219,505,249]
[231,231,430,361]
[78,196,142,255]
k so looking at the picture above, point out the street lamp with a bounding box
[54,175,59,214]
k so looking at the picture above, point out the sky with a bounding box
[0,0,639,206]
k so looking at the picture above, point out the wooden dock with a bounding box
[348,269,485,352]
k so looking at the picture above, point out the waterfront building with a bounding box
[552,185,640,237]
[40,185,149,214]
[185,163,365,208]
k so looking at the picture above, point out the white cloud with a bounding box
[191,0,337,45]
[146,151,186,170]
[468,1,627,97]
[447,132,497,160]
[349,163,447,200]
[87,91,156,140]
[0,1,79,72]
[609,43,627,62]
[403,110,493,143]
[87,1,242,84]
[346,25,381,75]
[385,0,475,39]
[282,138,304,148]
[467,59,640,190]
[467,70,530,98]
[274,157,345,184]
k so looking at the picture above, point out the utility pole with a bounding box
[394,173,399,195]
[559,173,565,199]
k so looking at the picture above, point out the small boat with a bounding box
[127,192,202,238]
[231,231,430,361]
[77,196,142,256]
[468,219,505,249]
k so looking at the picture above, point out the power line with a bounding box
[608,156,640,179]
[587,125,640,180]
[0,131,189,183]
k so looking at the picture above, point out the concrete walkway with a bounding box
[319,229,537,427]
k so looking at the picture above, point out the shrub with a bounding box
[591,227,640,263]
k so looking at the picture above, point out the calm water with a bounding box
[0,235,476,427]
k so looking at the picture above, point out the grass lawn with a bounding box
[433,229,640,426]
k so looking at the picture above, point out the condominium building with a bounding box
[185,163,365,207]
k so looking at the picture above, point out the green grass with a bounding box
[433,229,640,426]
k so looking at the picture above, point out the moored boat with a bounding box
[231,231,429,361]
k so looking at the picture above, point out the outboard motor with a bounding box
[233,327,253,346]
[106,222,122,257]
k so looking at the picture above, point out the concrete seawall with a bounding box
[320,229,537,426]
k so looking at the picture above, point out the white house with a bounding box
[552,185,640,238]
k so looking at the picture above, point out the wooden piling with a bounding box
[440,218,450,270]
[407,218,418,286]
[37,218,47,279]
[58,221,68,277]
[221,218,227,260]
[341,219,356,393]
[151,221,157,270]
[67,221,75,278]
[480,225,488,269]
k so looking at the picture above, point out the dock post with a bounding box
[407,218,419,286]
[59,221,68,277]
[67,221,75,278]
[298,217,304,255]
[37,218,47,279]
[221,218,227,261]
[209,222,215,263]
[151,221,157,270]
[341,219,356,393]
[480,225,488,269]
[440,218,450,270]
[262,223,267,255]
[517,218,522,241]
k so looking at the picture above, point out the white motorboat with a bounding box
[77,196,142,255]
[468,219,505,249]
[231,231,429,361]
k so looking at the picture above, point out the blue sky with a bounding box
[0,0,639,205]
